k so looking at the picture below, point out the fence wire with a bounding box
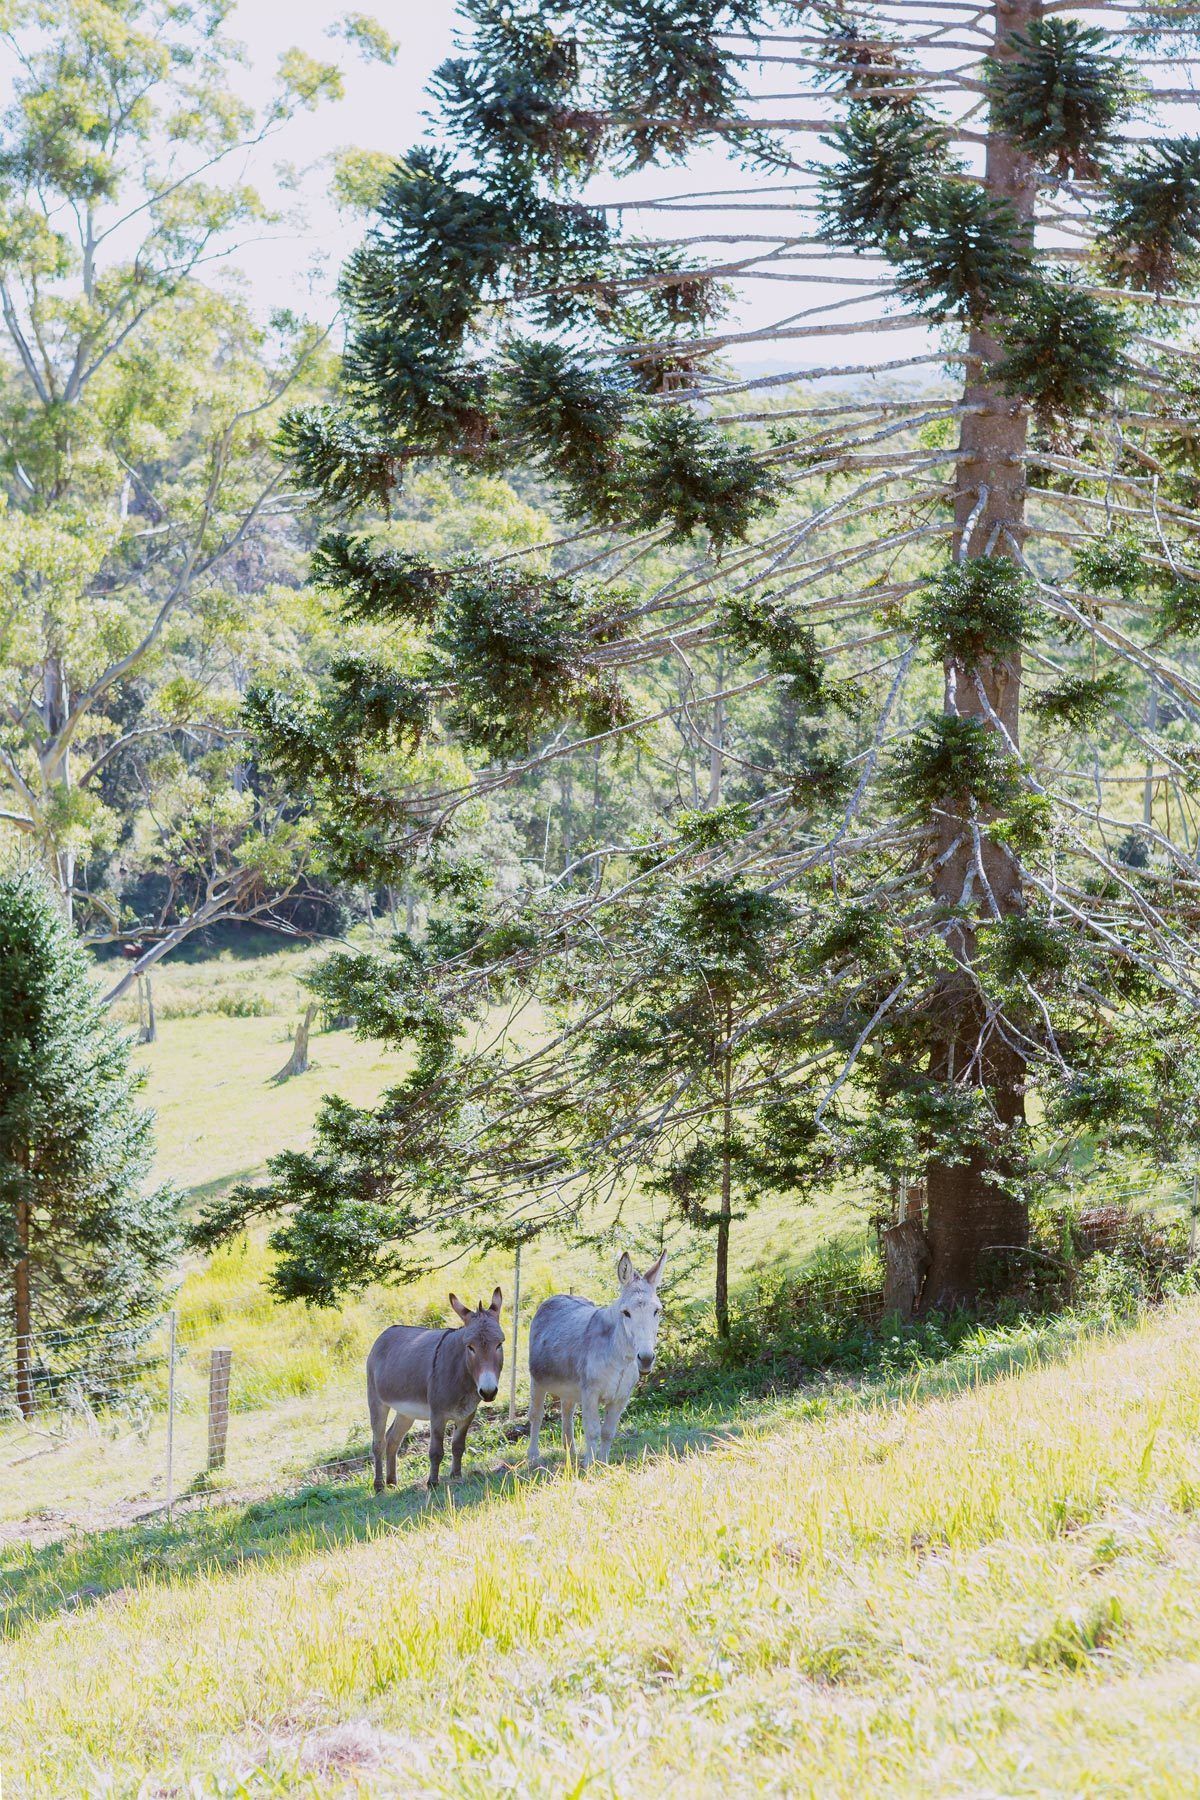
[0,1319,166,1473]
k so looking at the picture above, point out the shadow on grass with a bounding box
[0,1446,509,1640]
[0,1306,1129,1641]
[184,1167,266,1209]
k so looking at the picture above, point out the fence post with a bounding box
[207,1346,231,1471]
[165,1310,177,1518]
[508,1242,522,1423]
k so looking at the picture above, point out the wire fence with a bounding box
[0,1319,166,1469]
[2,1172,1197,1532]
[0,1312,244,1517]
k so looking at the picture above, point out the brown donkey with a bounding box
[366,1288,504,1491]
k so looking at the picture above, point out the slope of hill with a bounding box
[4,1300,1200,1796]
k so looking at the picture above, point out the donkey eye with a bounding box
[622,1309,631,1318]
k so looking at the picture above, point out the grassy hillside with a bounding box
[5,1302,1200,1794]
[124,940,861,1265]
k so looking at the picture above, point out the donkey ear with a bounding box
[489,1286,503,1315]
[449,1292,471,1322]
[616,1251,633,1286]
[644,1248,668,1289]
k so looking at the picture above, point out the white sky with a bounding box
[0,2,943,379]
[222,2,458,316]
[5,4,1193,385]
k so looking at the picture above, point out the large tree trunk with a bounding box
[923,0,1039,1309]
[14,1195,33,1420]
[882,1217,931,1321]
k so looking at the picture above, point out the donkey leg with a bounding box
[368,1378,389,1494]
[600,1399,627,1461]
[385,1412,413,1487]
[580,1388,604,1467]
[561,1392,578,1462]
[447,1415,472,1481]
[427,1415,447,1490]
[528,1380,548,1467]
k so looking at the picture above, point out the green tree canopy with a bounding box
[0,0,381,993]
[202,1,1200,1313]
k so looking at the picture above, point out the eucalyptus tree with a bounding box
[0,0,374,977]
[203,1,1200,1312]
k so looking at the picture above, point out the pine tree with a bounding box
[0,873,179,1416]
[200,2,1200,1313]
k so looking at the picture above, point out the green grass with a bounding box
[5,1300,1200,1793]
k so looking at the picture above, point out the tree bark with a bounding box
[40,649,74,920]
[273,1002,317,1082]
[708,645,725,809]
[882,1218,931,1321]
[924,0,1040,1309]
[14,1195,33,1420]
[137,972,157,1045]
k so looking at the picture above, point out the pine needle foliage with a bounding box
[888,716,1024,816]
[892,183,1029,322]
[723,594,863,712]
[817,106,950,249]
[0,874,180,1344]
[596,0,766,167]
[277,406,399,510]
[1100,136,1200,295]
[985,19,1134,179]
[431,3,601,180]
[913,559,1038,664]
[310,535,450,626]
[993,279,1130,424]
[433,569,633,754]
[1030,670,1127,732]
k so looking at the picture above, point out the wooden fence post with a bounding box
[207,1347,231,1471]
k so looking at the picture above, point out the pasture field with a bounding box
[5,1300,1200,1793]
[0,942,858,1536]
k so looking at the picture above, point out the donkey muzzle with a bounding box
[477,1379,499,1401]
[637,1354,656,1373]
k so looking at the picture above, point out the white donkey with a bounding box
[528,1249,667,1468]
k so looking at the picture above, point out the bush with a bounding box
[650,1204,1200,1404]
